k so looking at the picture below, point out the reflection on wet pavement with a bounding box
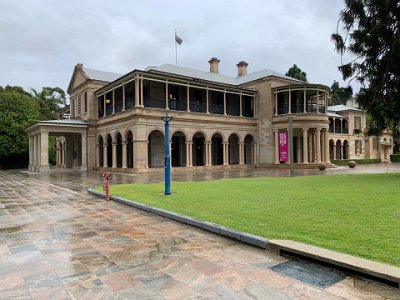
[0,167,399,299]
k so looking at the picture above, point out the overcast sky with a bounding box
[0,0,353,97]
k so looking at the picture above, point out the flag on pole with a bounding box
[175,33,183,45]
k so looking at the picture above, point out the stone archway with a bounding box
[148,130,164,167]
[192,132,205,166]
[228,134,239,164]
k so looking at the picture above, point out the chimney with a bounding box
[237,61,248,77]
[208,57,220,74]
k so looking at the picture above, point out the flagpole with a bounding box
[175,30,178,65]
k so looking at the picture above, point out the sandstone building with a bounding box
[27,59,393,173]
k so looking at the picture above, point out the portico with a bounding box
[27,119,89,173]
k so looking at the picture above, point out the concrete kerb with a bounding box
[86,188,268,249]
[87,188,399,289]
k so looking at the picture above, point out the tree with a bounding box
[0,87,40,168]
[331,0,400,134]
[329,80,353,105]
[31,87,66,120]
[285,64,308,82]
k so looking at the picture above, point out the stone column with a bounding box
[112,90,115,114]
[96,144,100,168]
[333,144,337,160]
[81,131,87,171]
[33,134,38,171]
[303,88,307,113]
[274,93,278,116]
[316,128,321,163]
[185,141,192,167]
[239,142,244,165]
[302,128,308,163]
[274,130,280,164]
[252,143,256,165]
[122,85,126,111]
[28,134,33,171]
[223,142,228,165]
[239,94,243,117]
[205,141,211,166]
[140,78,144,107]
[122,142,127,169]
[112,142,117,168]
[103,144,108,167]
[288,90,292,114]
[324,129,330,163]
[39,130,49,173]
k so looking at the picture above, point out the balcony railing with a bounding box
[106,106,113,116]
[169,99,186,111]
[144,96,165,109]
[125,98,134,109]
[226,106,240,116]
[209,104,224,115]
[189,102,206,113]
[115,102,123,113]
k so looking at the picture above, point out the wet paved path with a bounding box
[0,167,399,299]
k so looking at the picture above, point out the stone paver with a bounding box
[0,167,399,299]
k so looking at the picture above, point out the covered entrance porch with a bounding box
[26,120,89,173]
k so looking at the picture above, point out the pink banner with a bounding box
[279,131,288,162]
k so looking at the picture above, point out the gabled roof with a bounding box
[147,64,300,86]
[327,105,362,112]
[82,67,122,82]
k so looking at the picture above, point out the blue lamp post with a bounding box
[161,112,173,195]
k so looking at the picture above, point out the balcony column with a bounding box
[28,134,33,171]
[239,93,243,117]
[122,85,126,111]
[274,130,280,164]
[103,96,106,117]
[165,81,169,110]
[302,128,308,163]
[206,88,209,113]
[274,93,278,116]
[186,85,190,112]
[288,90,291,114]
[112,90,115,114]
[223,90,227,115]
[340,119,343,133]
[239,142,244,165]
[223,142,228,165]
[122,142,127,168]
[96,144,100,168]
[135,76,140,107]
[103,143,108,167]
[316,128,321,163]
[140,77,144,107]
[303,87,307,113]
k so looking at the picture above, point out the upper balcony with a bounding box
[272,84,329,117]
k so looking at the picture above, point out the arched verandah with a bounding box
[244,134,255,164]
[212,133,223,165]
[171,131,186,167]
[228,134,239,164]
[126,131,134,168]
[192,132,205,166]
[148,130,164,167]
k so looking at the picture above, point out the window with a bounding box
[355,140,362,154]
[354,116,361,130]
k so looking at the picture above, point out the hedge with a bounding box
[331,159,381,165]
[390,154,400,162]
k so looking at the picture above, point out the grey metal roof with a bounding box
[327,112,346,118]
[327,105,362,112]
[147,64,300,86]
[83,67,123,82]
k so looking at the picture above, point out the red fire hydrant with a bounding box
[102,172,111,201]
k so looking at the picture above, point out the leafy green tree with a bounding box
[285,64,308,82]
[0,87,40,168]
[31,87,66,120]
[329,80,353,105]
[331,0,400,134]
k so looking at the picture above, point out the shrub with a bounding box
[390,154,400,162]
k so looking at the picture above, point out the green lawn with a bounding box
[96,173,400,266]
